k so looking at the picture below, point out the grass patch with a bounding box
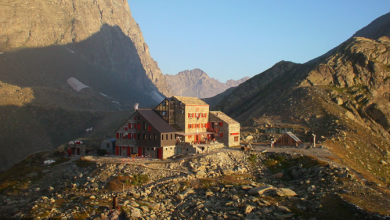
[263,154,328,175]
[105,174,149,192]
[247,154,257,163]
[75,158,94,168]
[340,193,390,216]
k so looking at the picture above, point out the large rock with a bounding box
[274,188,297,197]
[248,185,275,196]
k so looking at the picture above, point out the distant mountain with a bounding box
[0,0,170,170]
[165,68,249,98]
[210,12,390,193]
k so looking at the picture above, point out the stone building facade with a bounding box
[209,111,240,147]
[114,96,241,159]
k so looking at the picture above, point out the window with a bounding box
[106,143,109,148]
[138,123,141,130]
[162,111,166,116]
[162,135,164,140]
[138,116,141,120]
[219,122,223,126]
[143,122,146,130]
[138,134,141,140]
[195,113,198,118]
[171,134,173,139]
[188,135,192,139]
[143,134,146,140]
[134,133,137,139]
[234,136,239,142]
[154,134,157,140]
[149,134,152,140]
[148,126,152,132]
[166,134,168,140]
[134,116,137,120]
[124,127,128,131]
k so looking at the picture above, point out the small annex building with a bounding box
[275,132,303,147]
[114,96,241,159]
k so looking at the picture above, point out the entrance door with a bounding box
[115,146,120,155]
[177,147,182,154]
[127,147,131,157]
[138,147,143,157]
[157,148,163,159]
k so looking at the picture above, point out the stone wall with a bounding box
[162,145,177,159]
[209,113,240,147]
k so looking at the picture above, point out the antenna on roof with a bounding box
[134,103,139,110]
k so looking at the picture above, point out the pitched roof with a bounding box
[209,111,239,124]
[172,96,208,105]
[137,109,177,133]
[283,132,302,142]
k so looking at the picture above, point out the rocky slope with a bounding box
[0,0,171,170]
[165,68,249,98]
[212,14,390,198]
[2,149,386,219]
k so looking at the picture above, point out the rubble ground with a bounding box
[0,148,389,219]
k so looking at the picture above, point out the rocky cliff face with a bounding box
[0,0,171,170]
[165,68,249,98]
[0,0,171,97]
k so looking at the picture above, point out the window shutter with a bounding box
[116,133,119,138]
[188,113,191,118]
[219,122,223,126]
[138,123,141,130]
[220,133,223,137]
[134,133,137,139]
[205,113,207,118]
[148,126,152,132]
[192,113,194,118]
[124,127,128,131]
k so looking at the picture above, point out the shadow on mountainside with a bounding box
[0,24,161,170]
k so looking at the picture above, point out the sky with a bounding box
[127,0,390,83]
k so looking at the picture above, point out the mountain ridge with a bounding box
[165,68,249,98]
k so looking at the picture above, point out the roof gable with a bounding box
[137,109,177,133]
[209,111,239,124]
[172,96,208,105]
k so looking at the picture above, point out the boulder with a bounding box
[248,185,275,196]
[274,188,297,197]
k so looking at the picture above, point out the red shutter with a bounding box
[205,113,207,118]
[134,133,137,139]
[116,133,119,138]
[188,113,191,118]
[192,113,194,118]
[138,123,141,130]
[219,122,223,126]
[148,126,152,132]
[220,133,223,137]
[125,127,128,131]
[188,124,190,129]
[128,123,132,129]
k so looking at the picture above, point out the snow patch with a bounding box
[65,47,75,53]
[100,92,109,97]
[67,77,89,92]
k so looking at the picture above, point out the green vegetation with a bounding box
[130,174,149,186]
[247,154,257,164]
